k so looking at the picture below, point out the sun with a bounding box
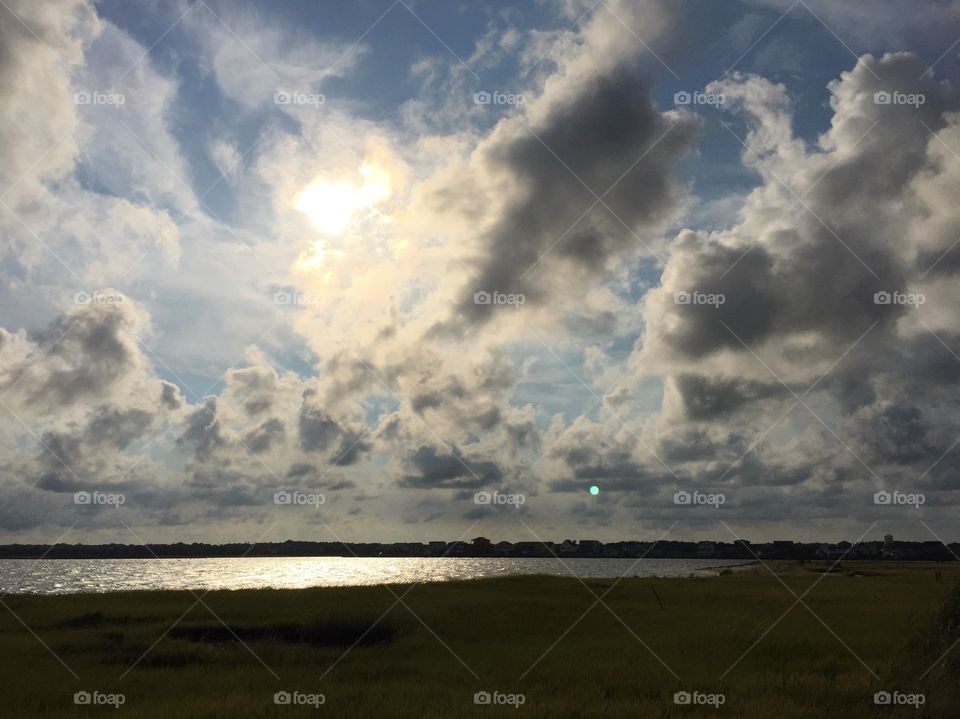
[295,180,358,236]
[294,161,392,236]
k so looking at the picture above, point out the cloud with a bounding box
[3,1,960,542]
[194,7,361,110]
[399,445,503,489]
[424,1,700,335]
[178,397,226,461]
[629,51,960,507]
[0,294,152,411]
[0,0,97,211]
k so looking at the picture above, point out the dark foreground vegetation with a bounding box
[2,562,958,717]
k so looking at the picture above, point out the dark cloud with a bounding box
[298,401,341,453]
[85,407,153,450]
[178,397,225,461]
[160,380,183,409]
[13,301,144,408]
[674,374,786,420]
[224,366,283,416]
[433,64,699,334]
[286,462,316,479]
[243,417,285,454]
[400,445,502,489]
[660,428,747,464]
[853,402,934,465]
[296,391,372,466]
[548,433,680,492]
[332,429,371,466]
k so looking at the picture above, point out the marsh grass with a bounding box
[1,561,956,717]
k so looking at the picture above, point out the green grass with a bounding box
[1,561,957,717]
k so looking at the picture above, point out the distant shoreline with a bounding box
[0,555,771,562]
[0,538,954,561]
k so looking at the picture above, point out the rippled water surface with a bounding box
[0,557,751,594]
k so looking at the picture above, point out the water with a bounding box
[0,557,749,594]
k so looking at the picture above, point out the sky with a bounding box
[1,0,960,545]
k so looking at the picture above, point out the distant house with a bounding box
[621,542,651,556]
[602,544,623,557]
[849,542,881,559]
[471,537,493,556]
[514,541,552,557]
[816,544,846,559]
[578,540,604,555]
[446,541,469,556]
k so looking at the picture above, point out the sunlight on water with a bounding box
[0,558,749,594]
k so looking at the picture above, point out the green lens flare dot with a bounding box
[589,485,599,496]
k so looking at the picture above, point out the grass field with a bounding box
[1,561,958,717]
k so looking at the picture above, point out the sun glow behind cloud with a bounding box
[295,180,357,235]
[294,160,393,237]
[292,159,395,280]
